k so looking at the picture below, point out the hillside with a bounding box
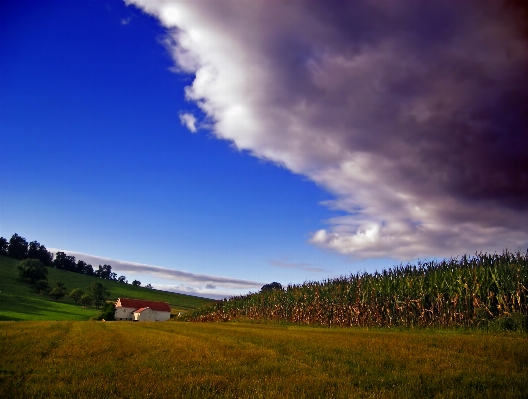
[0,255,213,321]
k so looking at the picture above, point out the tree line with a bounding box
[1,233,147,287]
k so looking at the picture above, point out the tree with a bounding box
[28,241,53,266]
[69,288,84,303]
[8,233,28,260]
[39,247,53,266]
[53,252,76,272]
[132,280,141,287]
[117,276,127,284]
[261,282,283,292]
[50,283,66,301]
[80,294,93,308]
[99,301,116,321]
[0,237,8,256]
[75,260,87,274]
[76,260,94,276]
[34,279,50,294]
[83,263,95,276]
[27,241,40,259]
[17,259,48,283]
[88,282,109,308]
[96,264,114,280]
[145,284,152,289]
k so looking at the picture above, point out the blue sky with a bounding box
[1,0,527,299]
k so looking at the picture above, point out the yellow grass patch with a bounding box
[1,321,526,398]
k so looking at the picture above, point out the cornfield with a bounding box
[182,251,528,329]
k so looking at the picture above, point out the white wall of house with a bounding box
[154,311,171,321]
[115,306,135,320]
[134,308,157,322]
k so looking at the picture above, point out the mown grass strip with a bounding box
[0,321,526,398]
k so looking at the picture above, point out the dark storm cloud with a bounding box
[128,0,528,259]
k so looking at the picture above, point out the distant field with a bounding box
[0,255,213,321]
[0,321,526,398]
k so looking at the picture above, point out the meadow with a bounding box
[0,321,526,398]
[0,255,212,321]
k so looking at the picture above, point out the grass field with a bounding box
[0,255,213,321]
[0,321,526,398]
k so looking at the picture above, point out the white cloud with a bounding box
[127,0,528,260]
[179,112,197,132]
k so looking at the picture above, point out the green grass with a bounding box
[0,321,526,398]
[0,255,213,321]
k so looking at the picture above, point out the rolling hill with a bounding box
[0,255,213,321]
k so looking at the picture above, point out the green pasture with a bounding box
[0,321,526,398]
[0,256,213,321]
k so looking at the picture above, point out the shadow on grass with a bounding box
[0,293,98,320]
[0,315,23,321]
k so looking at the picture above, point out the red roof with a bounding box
[117,298,171,313]
[134,307,149,313]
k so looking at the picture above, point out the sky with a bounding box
[1,0,527,299]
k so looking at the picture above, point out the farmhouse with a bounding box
[115,297,171,321]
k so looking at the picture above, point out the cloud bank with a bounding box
[49,248,263,298]
[127,0,528,259]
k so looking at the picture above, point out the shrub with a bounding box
[99,301,116,321]
[261,282,283,292]
[34,279,50,294]
[50,283,67,301]
[69,288,84,303]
